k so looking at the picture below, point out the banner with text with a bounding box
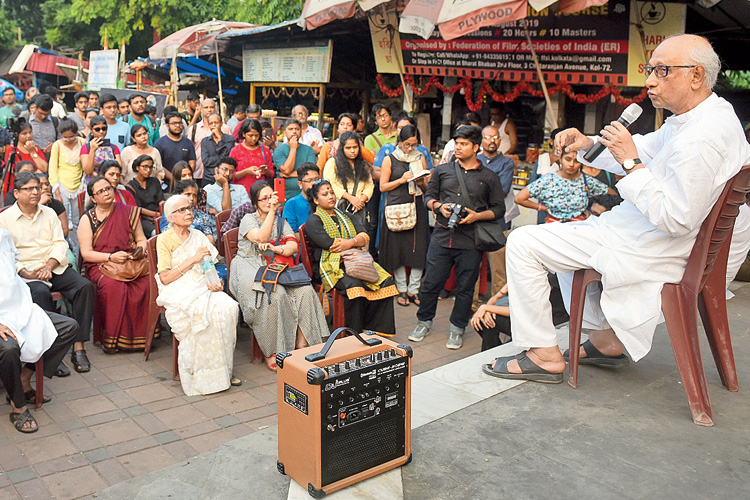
[627,1,686,87]
[399,2,632,85]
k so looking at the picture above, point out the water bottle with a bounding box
[201,256,222,288]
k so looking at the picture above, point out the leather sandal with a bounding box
[10,409,38,433]
[397,292,410,307]
[563,340,630,367]
[230,376,242,386]
[6,389,51,405]
[55,361,71,377]
[481,351,563,384]
[71,349,91,373]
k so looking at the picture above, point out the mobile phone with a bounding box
[100,138,111,147]
[274,178,285,204]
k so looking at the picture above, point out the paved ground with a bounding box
[0,294,476,500]
[90,281,750,500]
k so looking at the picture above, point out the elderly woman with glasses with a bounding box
[229,181,327,371]
[156,194,241,396]
[126,154,164,236]
[77,176,150,352]
[80,116,122,180]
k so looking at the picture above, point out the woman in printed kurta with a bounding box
[515,150,612,223]
[229,181,327,371]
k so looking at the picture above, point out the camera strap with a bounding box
[453,162,476,212]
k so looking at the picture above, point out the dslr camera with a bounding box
[447,203,467,229]
[6,116,26,135]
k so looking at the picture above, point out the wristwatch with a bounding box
[622,158,642,172]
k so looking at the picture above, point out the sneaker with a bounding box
[409,320,432,342]
[446,324,465,350]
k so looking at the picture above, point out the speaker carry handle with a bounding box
[305,328,382,362]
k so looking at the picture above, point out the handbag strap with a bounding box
[274,214,284,245]
[385,156,417,208]
[453,162,476,212]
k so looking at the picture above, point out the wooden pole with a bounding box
[215,43,225,122]
[317,84,326,132]
[525,29,557,128]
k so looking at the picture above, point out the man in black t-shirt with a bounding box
[409,126,505,350]
[154,112,196,180]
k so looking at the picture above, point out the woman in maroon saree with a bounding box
[77,177,150,352]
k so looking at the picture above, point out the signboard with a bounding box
[400,2,630,85]
[627,1,686,87]
[242,41,333,83]
[88,50,119,91]
[369,10,404,74]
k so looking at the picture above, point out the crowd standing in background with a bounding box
[1,57,749,435]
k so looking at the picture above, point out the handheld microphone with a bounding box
[583,103,643,163]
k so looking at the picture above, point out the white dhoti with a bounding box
[506,221,667,362]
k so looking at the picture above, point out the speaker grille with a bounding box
[321,410,405,485]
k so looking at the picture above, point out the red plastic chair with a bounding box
[215,209,232,256]
[155,216,162,235]
[77,191,86,215]
[568,165,750,426]
[143,236,179,381]
[222,227,263,363]
[298,224,346,332]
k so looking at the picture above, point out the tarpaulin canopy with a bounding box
[400,0,609,40]
[299,0,390,30]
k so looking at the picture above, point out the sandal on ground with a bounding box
[6,389,51,405]
[54,361,70,377]
[407,294,421,306]
[481,352,563,384]
[265,356,278,372]
[563,340,629,367]
[230,376,242,386]
[71,349,91,373]
[10,409,38,433]
[397,292,410,307]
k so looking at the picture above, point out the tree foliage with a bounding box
[6,0,304,57]
[720,70,750,90]
[239,0,305,26]
[4,0,45,45]
[0,17,20,50]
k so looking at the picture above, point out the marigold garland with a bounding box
[376,74,649,111]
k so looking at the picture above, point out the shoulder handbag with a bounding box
[340,248,379,283]
[99,243,148,282]
[254,216,311,303]
[384,156,417,232]
[453,163,506,253]
[336,175,368,228]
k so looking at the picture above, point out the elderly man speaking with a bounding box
[483,35,750,383]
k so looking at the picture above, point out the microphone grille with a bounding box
[622,103,643,123]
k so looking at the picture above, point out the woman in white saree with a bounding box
[155,195,241,396]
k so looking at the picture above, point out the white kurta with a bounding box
[508,94,750,361]
[0,229,58,363]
